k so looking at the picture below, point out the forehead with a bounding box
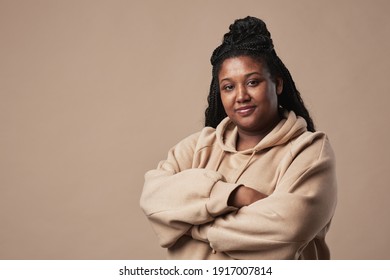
[218,55,268,78]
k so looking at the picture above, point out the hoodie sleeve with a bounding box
[140,131,239,248]
[202,133,337,259]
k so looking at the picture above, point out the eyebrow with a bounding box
[219,71,262,83]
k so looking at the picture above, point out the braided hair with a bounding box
[204,16,315,132]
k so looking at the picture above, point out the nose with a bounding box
[236,84,250,103]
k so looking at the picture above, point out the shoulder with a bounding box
[172,126,218,153]
[290,131,335,162]
[194,126,219,152]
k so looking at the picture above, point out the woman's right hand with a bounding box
[228,185,267,208]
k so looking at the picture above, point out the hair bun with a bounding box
[223,16,272,46]
[210,16,275,66]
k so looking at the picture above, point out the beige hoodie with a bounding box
[140,111,337,259]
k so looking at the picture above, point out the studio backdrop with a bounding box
[1,0,389,259]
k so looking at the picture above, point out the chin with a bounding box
[236,116,258,126]
[236,121,261,132]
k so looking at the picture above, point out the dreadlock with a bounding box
[204,16,315,132]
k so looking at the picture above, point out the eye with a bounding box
[221,84,234,92]
[247,79,260,87]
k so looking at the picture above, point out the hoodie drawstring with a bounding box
[234,149,258,183]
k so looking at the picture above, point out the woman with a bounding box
[140,16,337,260]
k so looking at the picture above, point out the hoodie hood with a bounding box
[216,110,307,154]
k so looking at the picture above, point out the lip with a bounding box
[235,105,256,116]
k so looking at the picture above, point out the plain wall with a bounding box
[1,0,389,259]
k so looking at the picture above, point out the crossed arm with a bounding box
[140,132,337,259]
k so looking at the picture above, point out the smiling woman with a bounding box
[140,16,337,260]
[218,56,283,151]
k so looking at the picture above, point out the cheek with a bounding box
[263,85,278,105]
[220,94,233,111]
[263,93,278,109]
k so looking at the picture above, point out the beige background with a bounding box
[1,0,389,259]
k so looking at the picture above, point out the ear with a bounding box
[276,77,283,95]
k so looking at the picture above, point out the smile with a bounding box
[235,106,256,116]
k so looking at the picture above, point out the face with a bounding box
[218,55,283,136]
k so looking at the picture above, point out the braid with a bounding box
[205,16,316,132]
[205,77,226,127]
[273,55,316,132]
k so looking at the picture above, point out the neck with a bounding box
[236,116,281,151]
[236,130,268,151]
